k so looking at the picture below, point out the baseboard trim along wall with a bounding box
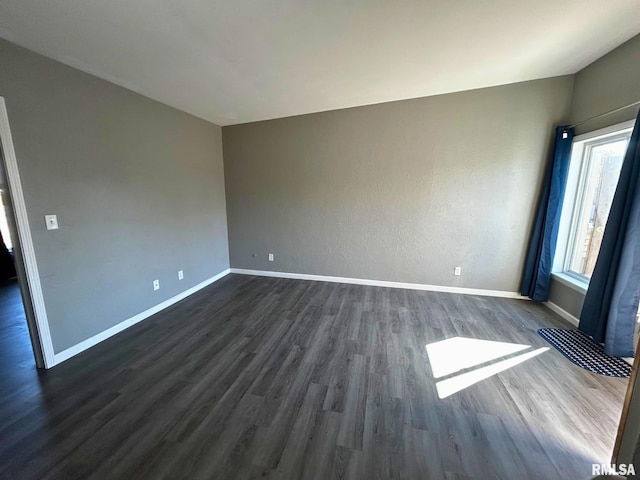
[230,268,527,299]
[53,266,529,366]
[543,301,580,327]
[53,268,231,366]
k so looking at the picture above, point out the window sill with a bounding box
[551,272,588,295]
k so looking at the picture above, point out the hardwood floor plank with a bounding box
[248,360,317,469]
[336,353,369,450]
[276,382,328,479]
[299,410,341,480]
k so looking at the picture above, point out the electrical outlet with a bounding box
[153,279,160,291]
[45,214,59,230]
[454,267,462,276]
[268,253,274,262]
[178,270,184,280]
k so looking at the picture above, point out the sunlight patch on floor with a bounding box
[435,346,549,399]
[426,337,532,379]
[426,336,549,399]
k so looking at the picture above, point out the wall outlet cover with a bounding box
[45,214,59,230]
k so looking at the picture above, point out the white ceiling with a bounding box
[1,1,639,126]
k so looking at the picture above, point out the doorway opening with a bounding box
[0,139,44,382]
[0,179,34,370]
[0,97,55,370]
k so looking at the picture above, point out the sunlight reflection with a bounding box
[435,347,549,399]
[426,337,531,379]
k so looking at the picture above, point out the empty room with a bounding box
[1,1,640,479]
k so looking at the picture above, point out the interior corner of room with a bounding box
[1,4,640,478]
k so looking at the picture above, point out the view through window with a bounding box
[566,135,630,279]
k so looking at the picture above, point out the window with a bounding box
[555,121,634,288]
[566,134,630,279]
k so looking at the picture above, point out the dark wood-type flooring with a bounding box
[0,274,628,479]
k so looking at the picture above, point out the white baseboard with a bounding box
[230,268,527,299]
[53,268,231,366]
[544,301,580,327]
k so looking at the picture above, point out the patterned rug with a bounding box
[537,328,631,378]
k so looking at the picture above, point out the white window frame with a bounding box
[552,119,635,293]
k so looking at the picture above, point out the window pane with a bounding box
[569,138,628,278]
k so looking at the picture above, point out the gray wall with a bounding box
[0,39,229,353]
[548,281,585,321]
[223,77,574,291]
[548,33,640,318]
[570,34,640,135]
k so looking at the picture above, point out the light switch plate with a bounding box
[45,215,59,230]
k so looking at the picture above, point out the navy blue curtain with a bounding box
[579,111,640,357]
[521,126,574,301]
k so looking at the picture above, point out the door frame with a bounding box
[612,334,640,465]
[0,97,55,368]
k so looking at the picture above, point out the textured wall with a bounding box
[223,77,573,292]
[0,39,229,353]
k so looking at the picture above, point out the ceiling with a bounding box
[1,1,639,126]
